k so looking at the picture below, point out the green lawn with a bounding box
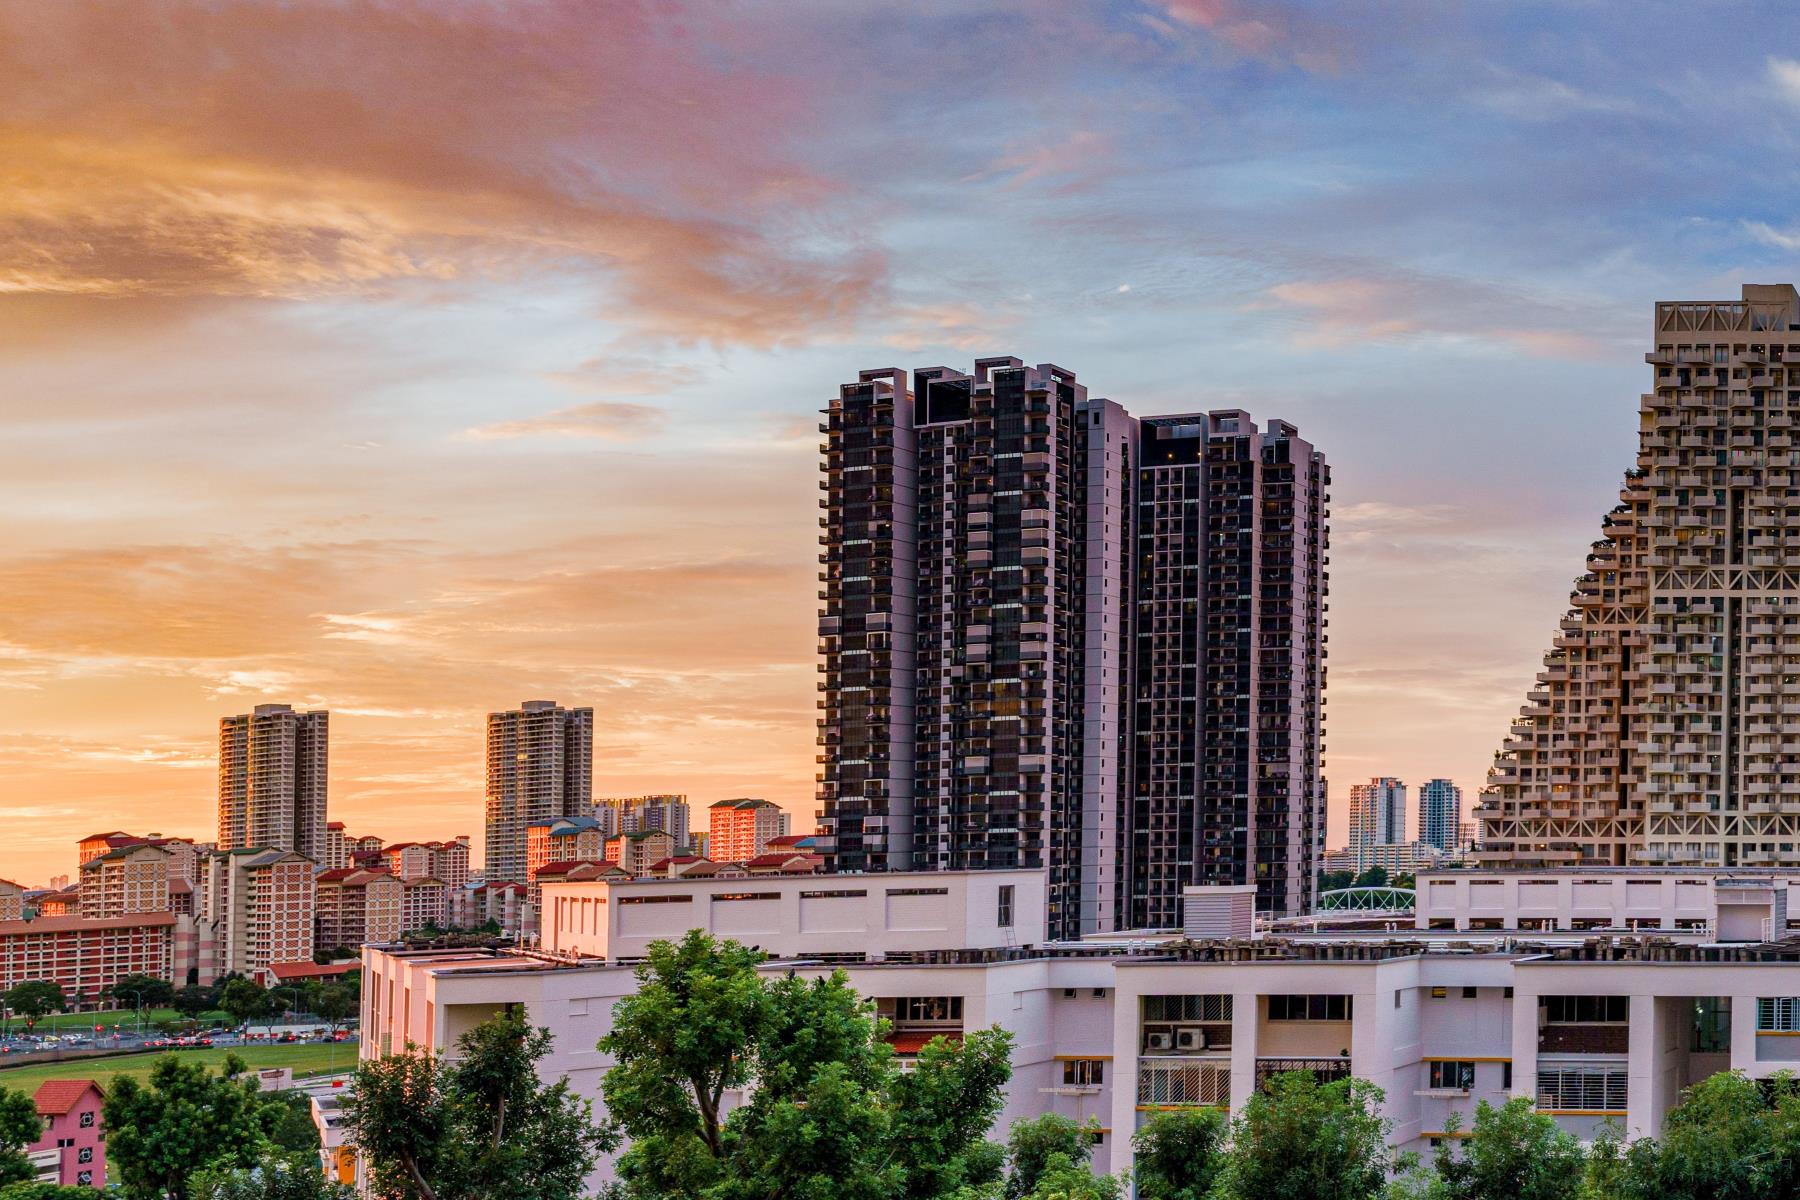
[0,1041,356,1096]
[8,1007,230,1034]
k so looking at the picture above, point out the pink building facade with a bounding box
[29,1079,106,1188]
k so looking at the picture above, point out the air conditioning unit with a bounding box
[1175,1028,1206,1052]
[1146,1031,1174,1051]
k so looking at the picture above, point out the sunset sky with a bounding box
[5,1,1800,885]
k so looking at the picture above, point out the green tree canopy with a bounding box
[1130,1108,1226,1200]
[1594,1070,1800,1200]
[104,1053,285,1200]
[599,929,1014,1200]
[1429,1097,1584,1200]
[0,1185,106,1200]
[0,1087,43,1189]
[219,978,273,1028]
[345,1007,609,1200]
[190,1150,355,1200]
[1003,1115,1096,1200]
[3,981,64,1029]
[1212,1072,1394,1200]
[107,974,175,1010]
[172,984,218,1019]
[314,986,356,1031]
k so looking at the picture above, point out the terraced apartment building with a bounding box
[1482,283,1800,867]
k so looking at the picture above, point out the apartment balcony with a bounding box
[1539,1024,1629,1055]
[1137,1056,1231,1107]
[1255,1057,1351,1089]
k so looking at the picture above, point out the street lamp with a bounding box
[115,988,145,1037]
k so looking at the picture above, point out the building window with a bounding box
[1428,1061,1474,1090]
[1544,996,1628,1024]
[1502,1061,1513,1089]
[997,885,1015,928]
[1267,994,1352,1021]
[1430,987,1447,999]
[1537,1068,1627,1112]
[1758,997,1800,1032]
[799,889,867,899]
[893,996,962,1023]
[79,1112,95,1128]
[616,895,692,906]
[1144,995,1232,1022]
[1062,1059,1105,1087]
[885,887,949,897]
[77,1173,92,1186]
[77,1148,93,1164]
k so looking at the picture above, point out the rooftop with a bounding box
[33,1079,101,1116]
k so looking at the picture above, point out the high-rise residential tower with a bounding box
[818,360,1329,934]
[217,704,328,860]
[484,700,593,883]
[1347,777,1405,869]
[1482,284,1800,868]
[1417,778,1462,852]
[1125,413,1329,924]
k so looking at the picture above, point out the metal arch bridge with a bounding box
[1316,886,1416,912]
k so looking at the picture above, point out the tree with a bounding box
[1352,866,1390,889]
[315,985,356,1032]
[345,1007,609,1200]
[108,974,174,1011]
[1429,1097,1584,1200]
[190,1150,354,1200]
[1212,1072,1394,1200]
[1004,1115,1097,1199]
[0,1185,105,1200]
[599,929,1014,1200]
[0,1087,42,1188]
[1597,1070,1800,1200]
[219,977,273,1028]
[105,1053,284,1200]
[268,1092,321,1153]
[1318,871,1355,893]
[3,981,63,1030]
[1016,1154,1121,1200]
[172,985,216,1019]
[1131,1108,1227,1200]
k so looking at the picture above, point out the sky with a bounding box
[5,1,1800,886]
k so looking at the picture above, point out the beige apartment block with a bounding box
[218,704,329,862]
[200,848,316,981]
[485,701,593,883]
[706,798,791,863]
[79,843,172,919]
[1484,285,1800,868]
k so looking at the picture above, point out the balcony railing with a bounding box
[1255,1057,1352,1089]
[1137,1055,1230,1107]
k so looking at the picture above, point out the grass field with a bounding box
[9,1007,231,1034]
[0,1041,355,1095]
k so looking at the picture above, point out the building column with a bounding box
[1105,981,1140,1178]
[1509,980,1539,1104]
[1229,990,1259,1116]
[1731,990,1760,1075]
[1625,993,1659,1140]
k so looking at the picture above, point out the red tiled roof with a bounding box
[33,1079,102,1116]
[268,960,359,981]
[169,879,193,894]
[326,821,347,830]
[78,832,130,842]
[316,868,361,882]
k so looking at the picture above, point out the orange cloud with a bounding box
[0,1,886,346]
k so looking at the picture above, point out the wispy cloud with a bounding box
[463,401,665,442]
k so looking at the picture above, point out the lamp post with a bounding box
[116,988,145,1037]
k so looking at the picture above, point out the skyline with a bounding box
[9,2,1800,884]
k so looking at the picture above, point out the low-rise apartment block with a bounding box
[0,913,182,1001]
[79,843,173,918]
[364,868,1800,1192]
[315,869,404,950]
[198,848,315,981]
[706,799,791,863]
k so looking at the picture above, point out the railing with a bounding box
[1255,1057,1352,1088]
[1137,1055,1231,1106]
